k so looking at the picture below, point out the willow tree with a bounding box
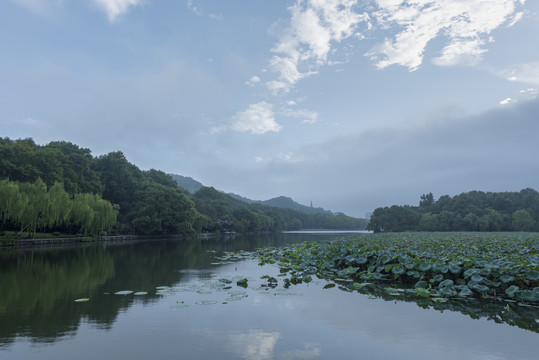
[0,180,26,234]
[71,193,117,236]
[18,178,48,237]
[46,182,72,230]
[88,195,117,235]
[71,193,95,236]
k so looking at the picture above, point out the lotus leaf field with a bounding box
[256,233,539,306]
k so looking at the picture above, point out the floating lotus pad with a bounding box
[115,290,134,295]
[171,301,189,309]
[196,300,218,305]
[254,232,539,304]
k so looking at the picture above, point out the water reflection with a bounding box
[0,233,323,346]
[0,233,537,360]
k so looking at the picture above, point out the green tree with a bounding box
[18,178,49,237]
[419,192,434,208]
[129,182,197,235]
[0,180,25,234]
[46,182,72,229]
[512,210,536,231]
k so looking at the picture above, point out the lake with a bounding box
[0,232,537,360]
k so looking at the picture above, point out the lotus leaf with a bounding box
[458,286,473,297]
[438,279,454,288]
[404,262,416,270]
[236,278,248,288]
[470,284,490,293]
[415,287,431,298]
[418,263,432,272]
[505,285,519,297]
[115,290,133,296]
[432,297,448,303]
[526,271,539,281]
[433,263,449,274]
[384,287,400,296]
[74,298,90,302]
[354,257,368,265]
[471,274,484,283]
[516,290,538,302]
[432,274,444,283]
[500,275,515,283]
[464,268,479,278]
[196,300,218,305]
[439,286,457,297]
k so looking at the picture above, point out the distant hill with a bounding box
[227,193,256,204]
[170,174,340,216]
[260,196,333,215]
[168,174,204,194]
[228,193,333,215]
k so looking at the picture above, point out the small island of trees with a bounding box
[367,190,539,232]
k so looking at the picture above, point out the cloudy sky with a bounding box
[2,0,538,217]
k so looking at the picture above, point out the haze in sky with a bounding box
[2,0,538,217]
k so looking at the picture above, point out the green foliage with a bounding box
[368,189,539,232]
[512,210,536,231]
[127,181,197,235]
[256,232,539,305]
[0,138,102,194]
[192,186,367,233]
[1,136,366,237]
[0,179,117,237]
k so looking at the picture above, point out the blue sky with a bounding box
[2,0,539,217]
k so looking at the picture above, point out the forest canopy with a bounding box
[367,190,539,232]
[0,137,366,237]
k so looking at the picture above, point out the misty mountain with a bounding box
[170,174,339,216]
[228,193,333,214]
[168,174,204,194]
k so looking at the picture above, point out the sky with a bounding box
[1,0,539,218]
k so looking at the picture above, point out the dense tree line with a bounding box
[191,186,367,233]
[1,137,366,237]
[0,138,201,236]
[367,189,539,232]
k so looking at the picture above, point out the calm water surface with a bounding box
[0,232,537,360]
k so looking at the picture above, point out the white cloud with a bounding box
[283,108,319,124]
[432,38,487,67]
[369,0,525,70]
[92,0,143,22]
[230,102,282,134]
[263,0,525,96]
[500,97,512,105]
[277,152,304,164]
[245,76,261,86]
[267,0,369,93]
[186,0,223,20]
[501,62,539,85]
